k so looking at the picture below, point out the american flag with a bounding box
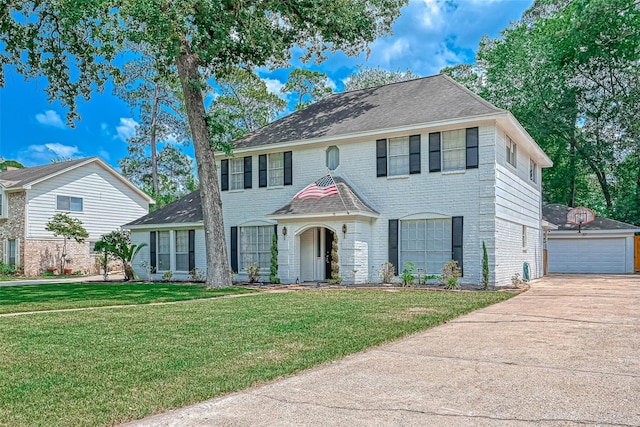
[294,175,339,200]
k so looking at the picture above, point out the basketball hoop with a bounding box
[567,206,595,233]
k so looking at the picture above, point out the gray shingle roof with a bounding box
[126,191,203,226]
[542,204,639,231]
[0,157,93,188]
[270,178,378,216]
[232,74,503,149]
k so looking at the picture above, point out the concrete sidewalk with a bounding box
[0,274,125,287]
[124,275,640,426]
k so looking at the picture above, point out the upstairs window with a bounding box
[57,195,83,212]
[376,135,421,177]
[442,129,466,171]
[326,146,340,170]
[268,153,284,186]
[229,158,244,190]
[258,152,292,188]
[529,159,538,183]
[388,137,410,176]
[506,136,517,168]
[428,127,478,173]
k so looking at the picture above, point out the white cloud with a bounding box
[326,77,338,91]
[98,150,111,161]
[380,38,411,64]
[419,0,444,29]
[35,110,65,129]
[115,117,138,142]
[45,143,79,158]
[263,78,285,95]
[17,143,80,165]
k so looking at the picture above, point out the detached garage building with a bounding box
[543,204,639,274]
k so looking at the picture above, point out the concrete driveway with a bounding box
[124,275,640,426]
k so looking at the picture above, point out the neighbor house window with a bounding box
[326,146,340,170]
[5,239,18,266]
[506,136,517,168]
[229,158,244,190]
[268,153,284,187]
[157,231,170,271]
[175,230,189,271]
[529,159,538,183]
[57,195,83,212]
[240,226,272,269]
[400,219,452,274]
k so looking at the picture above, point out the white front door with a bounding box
[300,228,326,282]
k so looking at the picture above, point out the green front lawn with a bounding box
[0,289,515,427]
[0,282,251,314]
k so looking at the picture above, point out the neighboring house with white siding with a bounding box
[0,157,152,275]
[127,74,552,286]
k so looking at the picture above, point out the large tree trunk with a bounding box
[150,85,160,195]
[175,38,231,288]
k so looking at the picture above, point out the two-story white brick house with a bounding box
[127,74,552,286]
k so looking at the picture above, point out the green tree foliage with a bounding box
[446,0,640,224]
[45,213,89,273]
[281,68,333,110]
[343,65,419,91]
[95,230,146,281]
[208,68,287,149]
[114,47,192,200]
[270,232,280,284]
[0,160,24,171]
[1,0,407,287]
[120,144,197,210]
[329,232,342,285]
[482,241,489,290]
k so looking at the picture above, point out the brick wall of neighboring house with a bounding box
[22,239,101,276]
[0,191,26,270]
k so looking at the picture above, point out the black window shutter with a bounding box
[188,229,195,271]
[388,219,399,275]
[376,139,387,177]
[452,216,463,276]
[284,151,293,185]
[466,127,479,169]
[150,231,156,271]
[409,135,421,174]
[243,156,252,189]
[221,159,229,191]
[429,133,441,172]
[230,226,238,273]
[259,155,267,187]
[273,224,278,239]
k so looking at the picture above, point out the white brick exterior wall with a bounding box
[215,119,546,286]
[128,116,549,287]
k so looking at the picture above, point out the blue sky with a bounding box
[0,0,532,169]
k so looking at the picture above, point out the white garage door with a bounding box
[548,238,627,273]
